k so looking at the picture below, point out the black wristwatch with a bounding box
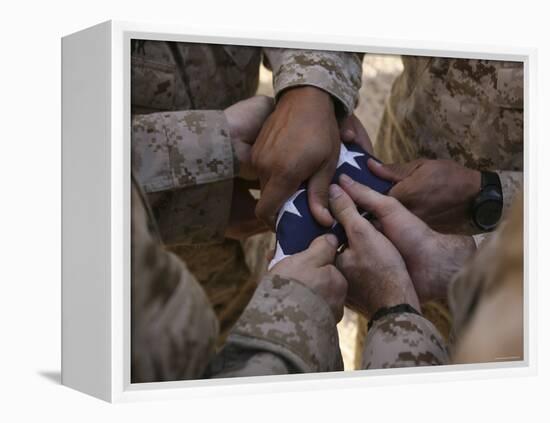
[471,171,503,231]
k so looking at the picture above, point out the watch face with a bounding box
[476,199,503,230]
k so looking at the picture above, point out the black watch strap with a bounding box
[481,170,502,193]
[472,171,503,231]
[367,304,421,330]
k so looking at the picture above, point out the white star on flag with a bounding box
[275,188,306,229]
[337,144,364,170]
[268,241,289,270]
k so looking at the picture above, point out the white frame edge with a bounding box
[61,19,537,403]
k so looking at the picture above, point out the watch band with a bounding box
[367,303,421,330]
[472,171,503,231]
[481,170,502,193]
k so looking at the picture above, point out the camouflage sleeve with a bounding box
[361,312,449,369]
[263,48,362,116]
[207,274,343,377]
[495,171,523,215]
[132,110,235,245]
[131,180,219,383]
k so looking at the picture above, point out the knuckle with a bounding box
[308,184,329,197]
[327,265,347,293]
[339,251,353,269]
[337,205,356,221]
[273,163,299,185]
[251,149,265,168]
[255,202,271,221]
[349,221,368,238]
[385,196,400,208]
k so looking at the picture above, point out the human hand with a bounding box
[328,183,419,317]
[269,233,348,321]
[339,114,374,154]
[224,95,275,180]
[338,171,476,303]
[252,86,340,228]
[368,158,481,232]
[225,179,268,241]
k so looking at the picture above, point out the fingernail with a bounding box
[339,173,354,186]
[325,233,338,247]
[369,158,382,166]
[329,184,343,199]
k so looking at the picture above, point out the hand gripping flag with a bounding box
[268,142,393,270]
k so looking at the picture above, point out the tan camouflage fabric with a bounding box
[376,57,523,216]
[131,40,362,339]
[369,57,524,344]
[449,194,523,364]
[361,312,448,369]
[131,179,342,382]
[131,40,362,115]
[131,179,218,382]
[132,111,235,246]
[208,275,343,377]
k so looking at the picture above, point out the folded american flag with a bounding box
[268,142,393,270]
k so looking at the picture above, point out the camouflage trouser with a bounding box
[170,232,275,344]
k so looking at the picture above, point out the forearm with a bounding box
[428,234,477,300]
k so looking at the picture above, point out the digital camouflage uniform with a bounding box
[375,57,523,214]
[131,40,362,340]
[368,57,524,342]
[358,194,523,369]
[131,179,343,383]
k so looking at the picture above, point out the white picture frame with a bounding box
[61,20,537,403]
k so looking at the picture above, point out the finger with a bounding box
[266,247,275,262]
[340,128,356,143]
[335,248,352,272]
[256,176,301,228]
[338,173,404,220]
[298,234,339,267]
[328,183,367,231]
[308,161,337,227]
[228,95,276,145]
[350,118,374,154]
[324,264,347,322]
[245,95,276,144]
[367,158,421,182]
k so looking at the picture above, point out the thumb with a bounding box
[367,159,423,182]
[338,173,404,220]
[307,160,337,227]
[299,234,339,267]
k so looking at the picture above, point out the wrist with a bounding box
[464,168,482,204]
[428,233,476,300]
[278,85,335,113]
[471,171,504,231]
[368,303,422,329]
[370,275,420,315]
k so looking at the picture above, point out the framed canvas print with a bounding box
[61,20,536,402]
